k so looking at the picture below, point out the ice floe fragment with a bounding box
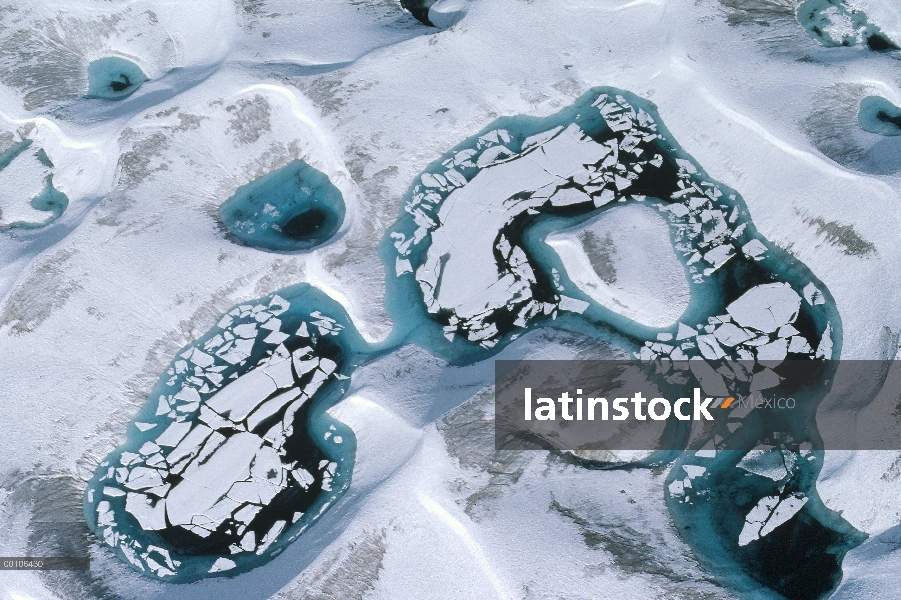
[738,494,808,546]
[726,283,801,333]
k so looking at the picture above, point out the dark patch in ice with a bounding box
[578,230,617,284]
[401,0,437,26]
[743,508,851,599]
[866,32,898,51]
[282,207,330,239]
[400,0,467,28]
[226,94,272,145]
[219,159,345,252]
[802,214,876,256]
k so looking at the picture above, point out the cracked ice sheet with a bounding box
[425,124,609,316]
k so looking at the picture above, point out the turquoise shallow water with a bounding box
[87,87,861,596]
[859,96,901,136]
[0,140,69,230]
[219,160,346,252]
[87,57,148,100]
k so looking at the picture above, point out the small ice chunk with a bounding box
[755,338,788,361]
[549,187,592,207]
[559,295,590,314]
[209,557,236,573]
[737,448,791,481]
[803,282,825,305]
[683,465,706,478]
[713,323,753,347]
[788,336,812,354]
[742,239,767,260]
[676,323,697,340]
[696,334,726,360]
[703,244,734,269]
[815,323,834,359]
[738,494,808,546]
[396,257,413,276]
[155,420,192,447]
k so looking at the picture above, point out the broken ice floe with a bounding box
[86,286,362,581]
[738,493,809,546]
[387,88,836,368]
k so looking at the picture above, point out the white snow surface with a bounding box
[547,203,691,328]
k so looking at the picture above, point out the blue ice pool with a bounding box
[219,160,346,252]
[86,57,148,100]
[859,96,901,136]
